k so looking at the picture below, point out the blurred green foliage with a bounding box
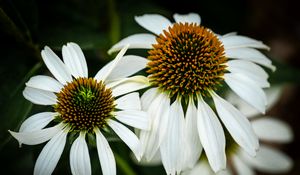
[0,0,299,174]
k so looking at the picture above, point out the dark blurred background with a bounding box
[0,0,299,174]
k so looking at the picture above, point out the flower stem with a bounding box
[106,0,120,46]
[115,153,137,175]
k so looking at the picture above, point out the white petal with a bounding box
[227,86,283,117]
[108,120,142,160]
[227,60,268,79]
[70,132,91,175]
[197,96,226,172]
[211,92,259,156]
[135,14,172,35]
[224,47,275,71]
[184,99,202,168]
[141,88,158,111]
[217,169,233,175]
[34,128,69,175]
[232,155,255,175]
[226,91,260,118]
[108,34,156,54]
[183,162,214,175]
[240,145,293,173]
[160,100,186,175]
[26,75,63,93]
[23,87,57,105]
[41,46,72,84]
[109,76,149,97]
[252,117,293,143]
[115,110,149,130]
[227,60,269,88]
[95,45,129,82]
[9,123,65,146]
[62,42,88,78]
[173,13,201,24]
[134,151,162,166]
[221,35,270,50]
[106,55,148,81]
[19,112,57,132]
[115,92,141,110]
[224,73,267,113]
[265,86,283,110]
[139,93,170,160]
[94,128,116,175]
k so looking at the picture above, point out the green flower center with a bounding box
[55,77,115,132]
[147,23,227,98]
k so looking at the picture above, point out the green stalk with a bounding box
[107,0,120,47]
[115,153,137,175]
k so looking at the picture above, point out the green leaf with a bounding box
[0,62,42,150]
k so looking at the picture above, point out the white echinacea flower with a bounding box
[109,13,275,174]
[184,87,293,175]
[9,43,150,175]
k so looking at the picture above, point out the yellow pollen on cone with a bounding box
[147,22,227,98]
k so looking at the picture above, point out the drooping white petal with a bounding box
[95,45,129,82]
[41,46,72,84]
[197,96,226,172]
[34,128,69,175]
[23,87,57,105]
[108,119,142,160]
[9,123,65,146]
[94,128,116,175]
[62,42,88,78]
[141,88,158,111]
[173,13,201,24]
[160,100,186,175]
[227,86,283,118]
[70,132,91,175]
[134,151,162,166]
[221,35,270,50]
[240,145,293,173]
[184,99,202,168]
[224,73,267,114]
[26,75,63,93]
[19,112,57,132]
[134,14,172,35]
[224,47,275,71]
[183,163,232,175]
[106,55,148,81]
[227,60,269,88]
[232,155,255,175]
[139,93,170,161]
[108,76,149,97]
[115,92,141,110]
[108,34,156,54]
[211,91,259,156]
[227,60,268,79]
[183,162,214,175]
[217,169,233,175]
[115,110,149,130]
[265,86,282,110]
[226,91,260,118]
[252,117,293,143]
